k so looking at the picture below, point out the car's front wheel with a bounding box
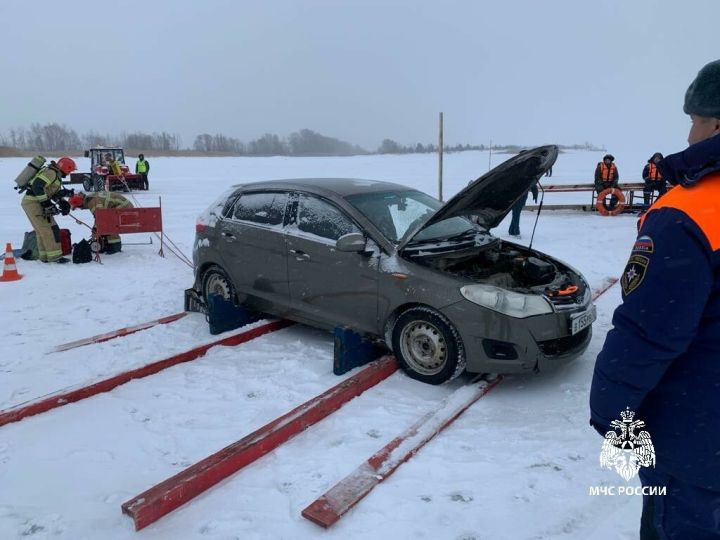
[201,265,236,305]
[391,307,466,385]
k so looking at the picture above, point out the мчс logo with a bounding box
[599,408,655,481]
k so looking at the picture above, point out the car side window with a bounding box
[232,192,288,226]
[297,195,359,241]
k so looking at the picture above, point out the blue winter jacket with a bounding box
[590,134,720,490]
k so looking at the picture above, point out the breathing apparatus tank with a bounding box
[14,156,46,192]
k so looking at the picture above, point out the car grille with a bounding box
[537,327,590,356]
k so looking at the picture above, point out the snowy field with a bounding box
[0,149,651,539]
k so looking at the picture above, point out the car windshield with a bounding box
[345,189,477,244]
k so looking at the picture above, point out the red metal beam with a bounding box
[50,312,188,353]
[298,278,619,528]
[302,376,503,528]
[121,355,398,531]
[592,277,619,301]
[0,320,292,428]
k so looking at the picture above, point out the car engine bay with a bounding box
[404,238,585,299]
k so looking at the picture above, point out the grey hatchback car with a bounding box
[191,146,595,384]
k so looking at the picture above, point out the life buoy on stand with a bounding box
[596,187,626,216]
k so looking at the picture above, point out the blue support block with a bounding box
[333,326,387,375]
[207,293,260,335]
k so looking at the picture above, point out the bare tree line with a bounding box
[0,122,604,156]
[0,123,182,153]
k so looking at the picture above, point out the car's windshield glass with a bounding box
[345,189,476,244]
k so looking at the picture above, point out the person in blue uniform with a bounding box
[590,60,720,539]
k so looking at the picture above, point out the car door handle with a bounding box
[290,249,310,261]
[221,231,236,241]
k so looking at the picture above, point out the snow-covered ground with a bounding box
[0,149,649,539]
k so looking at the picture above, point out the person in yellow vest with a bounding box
[20,157,76,263]
[135,153,150,190]
[68,191,134,254]
[642,152,666,207]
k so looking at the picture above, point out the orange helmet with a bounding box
[69,193,85,209]
[57,156,77,176]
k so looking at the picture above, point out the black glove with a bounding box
[58,199,71,216]
[42,204,59,217]
[57,188,74,198]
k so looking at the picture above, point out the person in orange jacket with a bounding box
[594,154,620,211]
[642,152,666,207]
[594,154,619,193]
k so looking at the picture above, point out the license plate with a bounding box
[571,305,596,335]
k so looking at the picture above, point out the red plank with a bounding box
[592,277,618,301]
[0,320,292,428]
[302,376,503,528]
[50,312,188,353]
[121,355,398,531]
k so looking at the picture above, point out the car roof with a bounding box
[232,178,417,198]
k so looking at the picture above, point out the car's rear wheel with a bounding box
[201,265,236,304]
[391,307,466,385]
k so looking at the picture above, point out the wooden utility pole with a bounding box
[438,112,444,201]
[488,138,492,171]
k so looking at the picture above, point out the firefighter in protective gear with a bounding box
[20,157,76,263]
[135,153,150,190]
[69,192,134,254]
[641,152,666,207]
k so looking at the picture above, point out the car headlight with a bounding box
[460,284,554,318]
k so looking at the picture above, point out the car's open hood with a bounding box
[398,145,558,250]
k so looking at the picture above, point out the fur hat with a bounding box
[684,60,720,118]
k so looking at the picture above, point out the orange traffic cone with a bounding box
[0,243,22,282]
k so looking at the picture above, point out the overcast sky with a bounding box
[1,0,717,153]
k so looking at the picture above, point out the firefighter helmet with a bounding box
[57,156,77,176]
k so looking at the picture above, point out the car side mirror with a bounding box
[336,233,367,252]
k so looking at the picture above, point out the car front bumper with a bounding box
[440,299,594,375]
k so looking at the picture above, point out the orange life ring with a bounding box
[596,187,626,216]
